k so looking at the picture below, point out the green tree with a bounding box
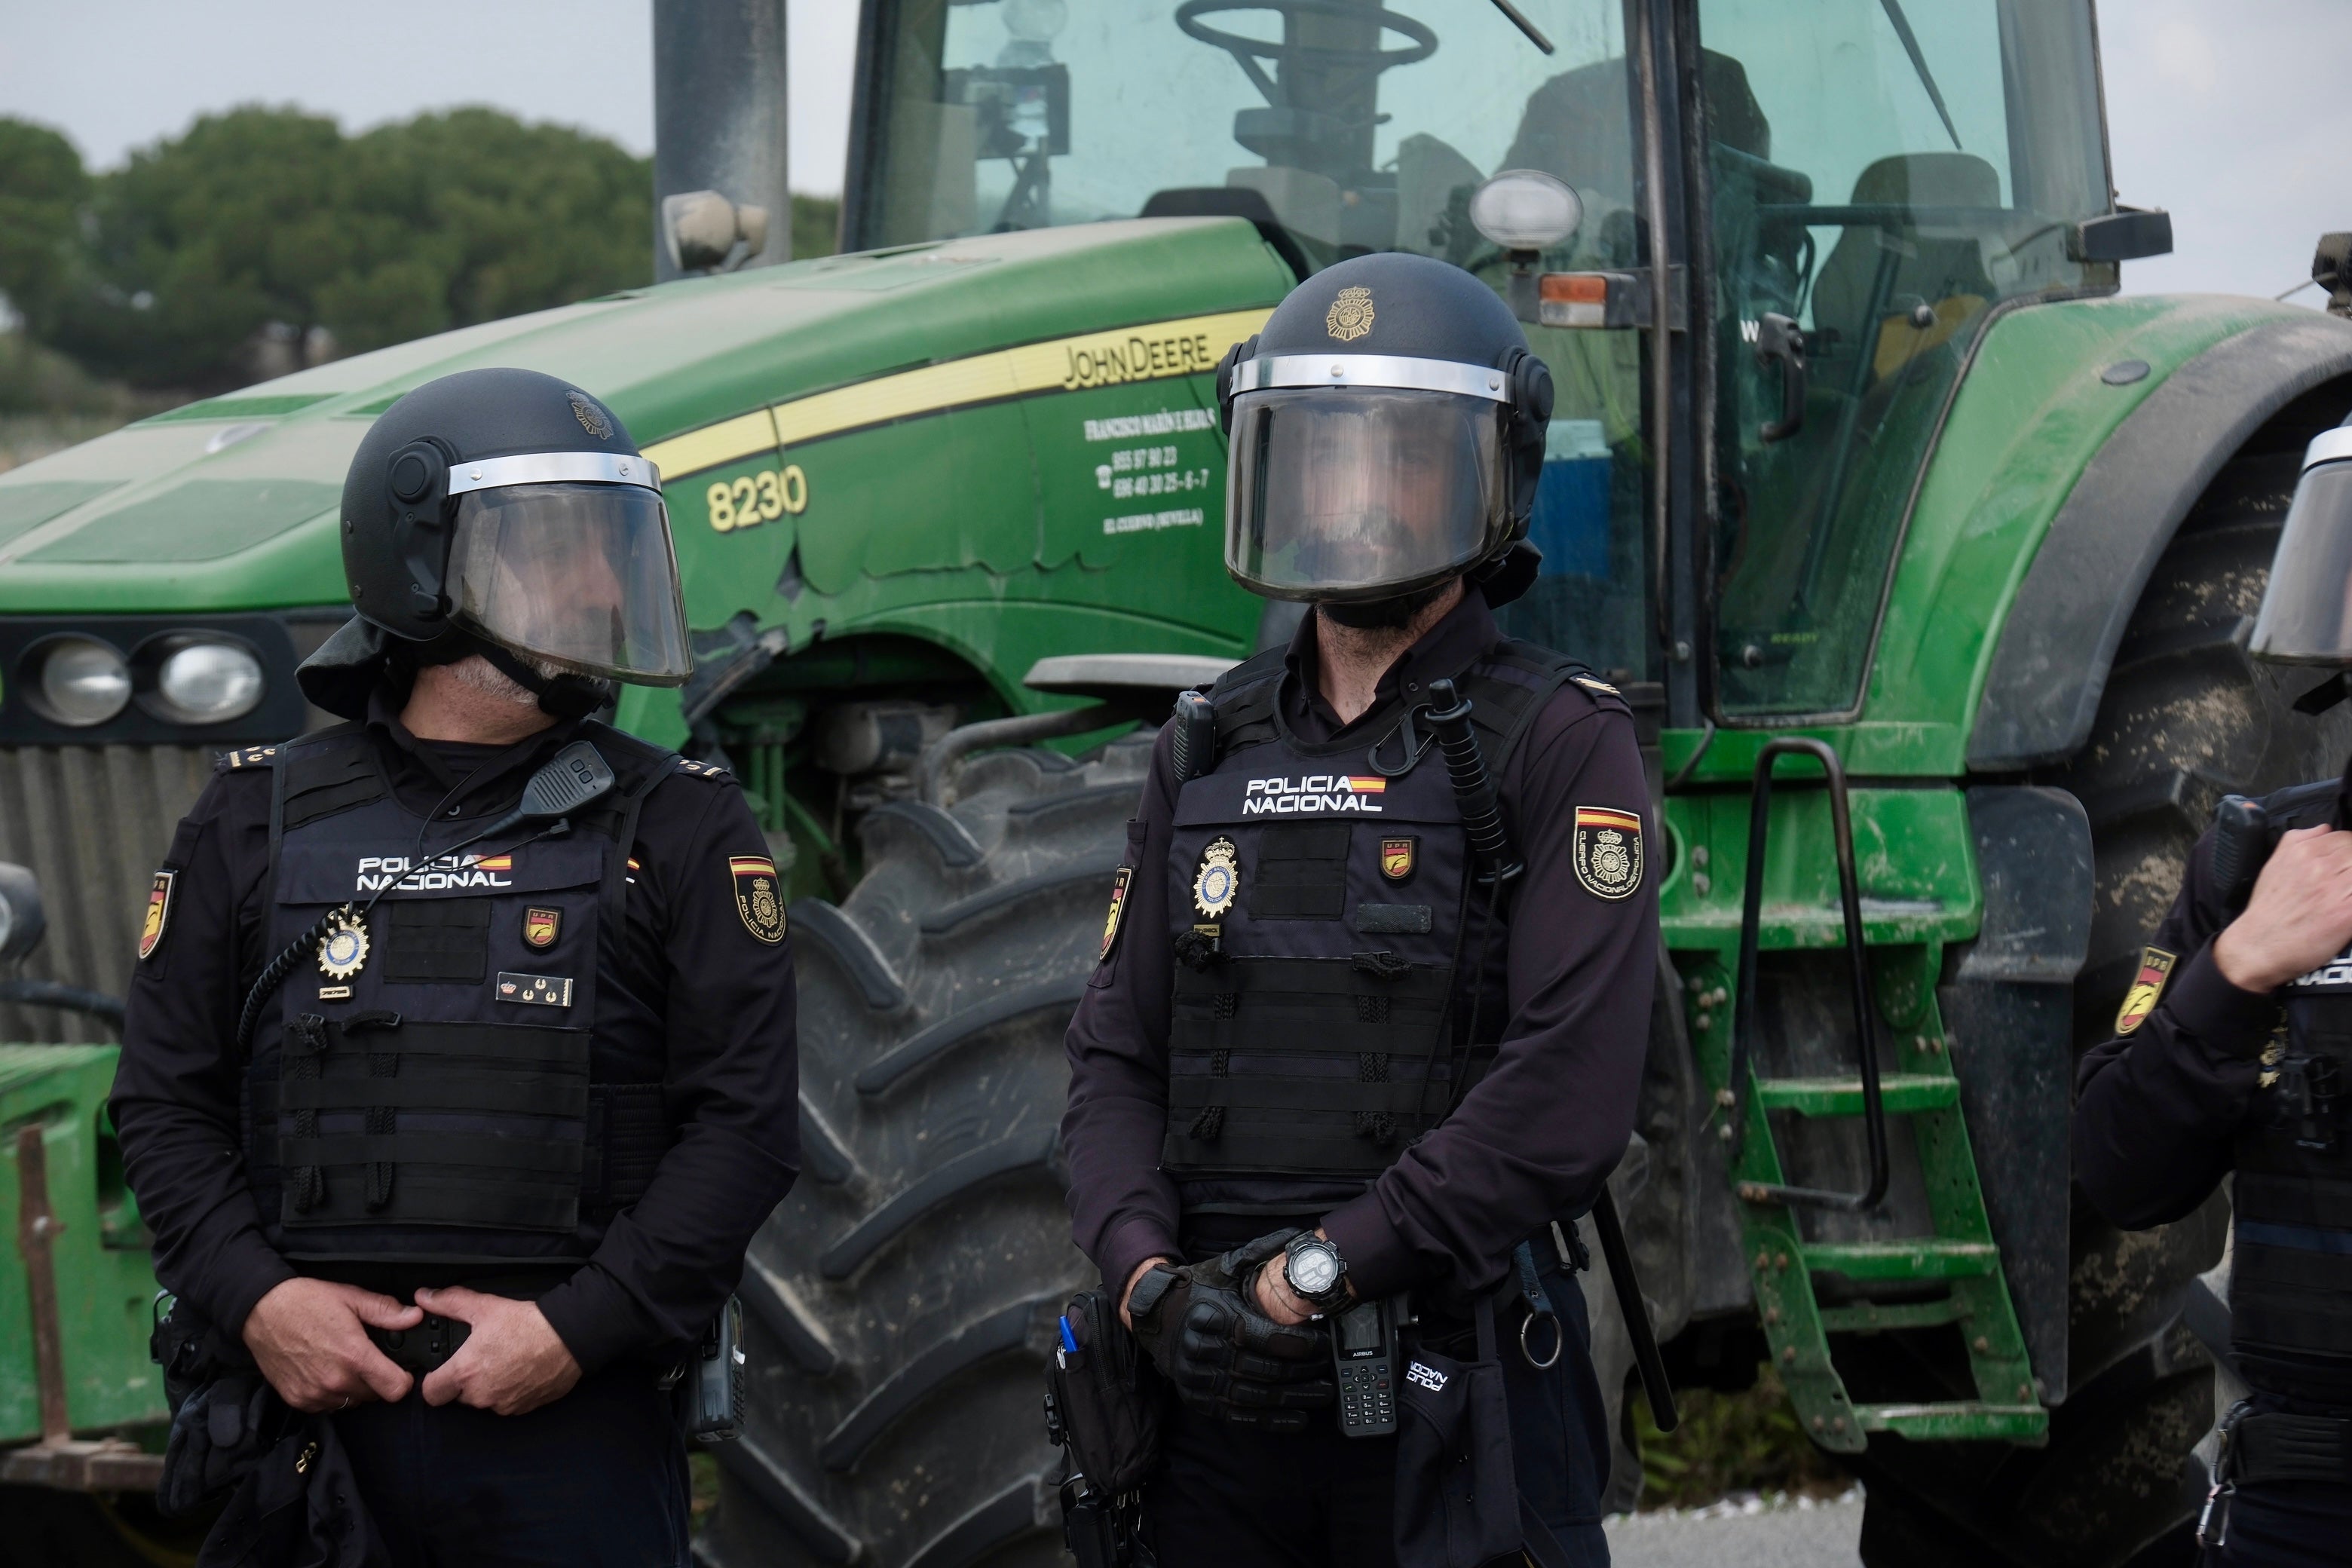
[45,105,654,391]
[0,118,92,337]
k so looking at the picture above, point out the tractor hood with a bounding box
[0,217,1289,614]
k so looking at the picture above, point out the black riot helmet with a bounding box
[336,368,692,709]
[1214,252,1553,606]
[2250,423,2352,666]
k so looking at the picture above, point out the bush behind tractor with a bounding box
[5,2,2352,1565]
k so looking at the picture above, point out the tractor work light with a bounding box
[25,635,132,727]
[1468,170,1583,254]
[146,637,267,724]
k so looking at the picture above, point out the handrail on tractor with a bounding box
[1724,737,1891,1211]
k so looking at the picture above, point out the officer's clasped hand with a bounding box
[241,1277,421,1413]
[2215,824,2352,992]
[414,1286,583,1417]
[1126,1230,1336,1432]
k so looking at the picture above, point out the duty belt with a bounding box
[2228,1407,2352,1484]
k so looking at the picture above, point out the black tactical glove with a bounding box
[1127,1230,1336,1432]
[160,1373,284,1517]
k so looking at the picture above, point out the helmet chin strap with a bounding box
[473,640,614,720]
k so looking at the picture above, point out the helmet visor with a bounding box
[1226,388,1506,601]
[2251,458,2352,665]
[446,482,692,684]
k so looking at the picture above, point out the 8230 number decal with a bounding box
[707,465,808,531]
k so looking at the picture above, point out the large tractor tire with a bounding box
[1849,436,2352,1566]
[698,731,1155,1568]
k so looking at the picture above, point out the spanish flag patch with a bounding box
[1573,806,1644,900]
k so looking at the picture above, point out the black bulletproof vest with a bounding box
[244,722,674,1267]
[1161,639,1591,1193]
[2236,779,2352,1374]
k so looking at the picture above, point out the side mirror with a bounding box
[662,190,772,274]
[0,862,47,965]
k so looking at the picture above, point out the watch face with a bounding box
[1288,1241,1342,1296]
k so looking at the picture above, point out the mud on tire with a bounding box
[1851,424,2352,1566]
[697,732,1153,1568]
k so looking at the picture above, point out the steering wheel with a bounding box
[1174,0,1438,109]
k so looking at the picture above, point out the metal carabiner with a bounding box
[1519,1307,1564,1370]
[1367,708,1435,778]
[2197,1398,2250,1552]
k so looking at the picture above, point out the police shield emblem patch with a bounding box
[1100,866,1133,963]
[1573,807,1643,900]
[522,907,561,950]
[2115,946,2176,1034]
[1325,286,1374,341]
[138,871,175,961]
[1380,836,1416,882]
[730,856,787,944]
[1193,838,1241,919]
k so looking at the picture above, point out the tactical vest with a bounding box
[2233,779,2352,1372]
[240,721,675,1267]
[1161,639,1601,1193]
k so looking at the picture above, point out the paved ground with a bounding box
[1603,1489,1864,1568]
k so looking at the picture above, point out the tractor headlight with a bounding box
[149,639,266,724]
[25,636,132,727]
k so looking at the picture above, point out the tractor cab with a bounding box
[847,0,2141,724]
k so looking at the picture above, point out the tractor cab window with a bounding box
[1697,0,2112,718]
[855,0,1657,681]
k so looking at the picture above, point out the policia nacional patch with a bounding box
[730,856,788,944]
[1573,807,1644,900]
[2115,946,2176,1035]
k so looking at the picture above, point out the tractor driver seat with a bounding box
[1810,151,2002,386]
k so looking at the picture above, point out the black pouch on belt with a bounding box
[1045,1287,1164,1495]
[1395,1293,1575,1568]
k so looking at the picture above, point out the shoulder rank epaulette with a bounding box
[219,744,281,771]
[1571,675,1622,698]
[675,757,730,779]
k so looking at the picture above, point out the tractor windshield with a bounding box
[1698,0,2113,718]
[854,0,1658,679]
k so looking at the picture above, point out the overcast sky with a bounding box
[0,0,2343,299]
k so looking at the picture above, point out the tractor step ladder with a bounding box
[1693,741,2046,1454]
[1727,1065,2046,1452]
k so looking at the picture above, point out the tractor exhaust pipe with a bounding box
[653,0,790,280]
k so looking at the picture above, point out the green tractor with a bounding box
[5,2,2350,1563]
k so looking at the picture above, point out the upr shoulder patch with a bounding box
[138,871,176,960]
[2115,946,2176,1035]
[1099,866,1133,963]
[1572,806,1643,900]
[219,744,280,771]
[1570,675,1622,697]
[730,854,787,944]
[677,758,731,779]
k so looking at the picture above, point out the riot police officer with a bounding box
[110,368,799,1564]
[2075,421,2352,1563]
[1061,253,1657,1567]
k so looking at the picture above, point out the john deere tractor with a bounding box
[4,2,2350,1564]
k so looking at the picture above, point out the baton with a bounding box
[1591,1186,1678,1432]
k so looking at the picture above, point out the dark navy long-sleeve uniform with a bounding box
[2072,828,2280,1234]
[1061,589,1657,1301]
[110,689,799,1374]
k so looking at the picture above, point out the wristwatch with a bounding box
[1282,1232,1352,1314]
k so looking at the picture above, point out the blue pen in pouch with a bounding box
[1058,1312,1082,1368]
